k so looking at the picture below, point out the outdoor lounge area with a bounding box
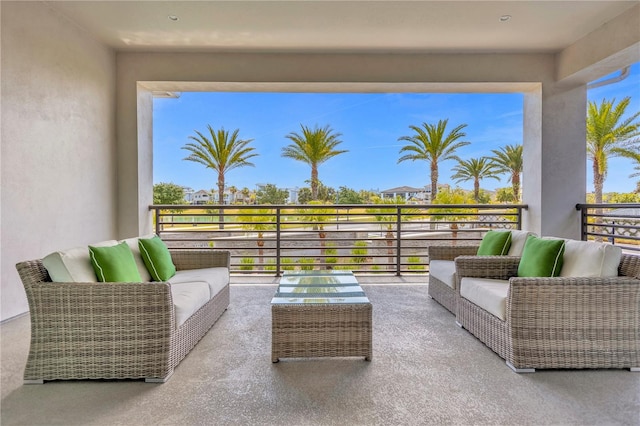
[2,277,639,425]
[2,1,640,425]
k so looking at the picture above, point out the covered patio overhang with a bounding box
[1,0,639,322]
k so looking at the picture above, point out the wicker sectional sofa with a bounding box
[436,235,640,372]
[15,237,230,384]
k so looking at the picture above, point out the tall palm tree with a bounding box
[183,124,258,205]
[587,97,640,204]
[451,157,501,202]
[490,144,523,202]
[282,124,347,200]
[397,119,470,199]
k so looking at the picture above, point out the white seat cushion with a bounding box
[171,281,211,328]
[43,240,119,282]
[560,239,622,277]
[169,267,230,300]
[429,260,457,289]
[507,230,536,256]
[120,235,155,282]
[460,277,510,321]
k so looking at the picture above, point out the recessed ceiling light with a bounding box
[499,15,512,22]
[168,15,179,22]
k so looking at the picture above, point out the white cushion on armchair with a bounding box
[560,240,622,277]
[429,260,457,289]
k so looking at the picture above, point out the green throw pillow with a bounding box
[89,241,143,282]
[517,236,565,277]
[138,236,176,281]
[477,230,512,255]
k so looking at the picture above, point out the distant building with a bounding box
[192,189,212,205]
[380,186,430,203]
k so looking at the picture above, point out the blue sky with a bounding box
[153,62,639,195]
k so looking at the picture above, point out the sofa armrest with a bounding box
[455,255,521,280]
[170,249,230,271]
[506,276,640,368]
[428,245,479,261]
[508,275,640,322]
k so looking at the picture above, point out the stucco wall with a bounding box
[0,2,117,321]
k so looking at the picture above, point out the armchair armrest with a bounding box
[170,249,230,271]
[506,276,640,368]
[455,255,521,280]
[428,245,479,261]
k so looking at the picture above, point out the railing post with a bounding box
[276,207,281,277]
[396,206,401,276]
[154,207,161,236]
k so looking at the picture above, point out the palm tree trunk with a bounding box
[311,165,319,201]
[218,175,225,229]
[474,179,480,203]
[593,161,604,241]
[512,173,521,203]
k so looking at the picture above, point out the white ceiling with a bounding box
[45,1,639,54]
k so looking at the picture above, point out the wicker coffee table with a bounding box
[271,271,372,362]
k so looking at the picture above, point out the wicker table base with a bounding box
[271,272,372,362]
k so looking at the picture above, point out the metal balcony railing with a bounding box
[150,203,528,275]
[576,203,640,252]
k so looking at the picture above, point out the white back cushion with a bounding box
[43,240,119,282]
[507,230,536,256]
[120,235,154,282]
[560,240,622,277]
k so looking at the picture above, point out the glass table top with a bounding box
[271,271,370,305]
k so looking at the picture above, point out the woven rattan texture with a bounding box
[454,253,640,370]
[271,304,372,362]
[16,249,230,382]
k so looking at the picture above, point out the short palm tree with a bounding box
[183,125,258,206]
[397,119,470,199]
[451,157,501,203]
[282,124,347,201]
[587,97,640,204]
[490,144,523,202]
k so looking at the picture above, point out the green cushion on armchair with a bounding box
[477,230,512,255]
[517,236,565,277]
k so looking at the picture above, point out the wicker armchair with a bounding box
[16,249,230,384]
[428,245,480,313]
[454,253,640,372]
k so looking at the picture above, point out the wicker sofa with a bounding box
[15,239,230,384]
[453,243,640,373]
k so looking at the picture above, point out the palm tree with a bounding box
[228,185,238,204]
[183,124,258,206]
[451,157,501,203]
[587,97,640,204]
[490,144,523,202]
[282,124,348,201]
[397,119,470,199]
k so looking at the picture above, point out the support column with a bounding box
[523,84,587,239]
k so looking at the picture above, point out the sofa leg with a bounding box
[631,368,640,372]
[24,379,44,385]
[145,370,173,383]
[506,361,535,373]
[455,321,463,328]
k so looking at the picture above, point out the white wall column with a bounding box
[523,84,587,239]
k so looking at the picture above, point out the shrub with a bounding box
[239,257,254,271]
[281,257,295,271]
[298,258,315,270]
[264,259,277,271]
[408,256,426,271]
[351,240,368,264]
